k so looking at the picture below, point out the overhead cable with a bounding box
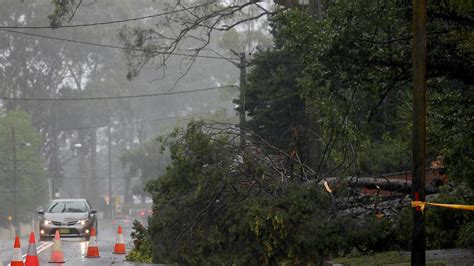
[0,29,239,61]
[0,85,237,101]
[0,2,213,29]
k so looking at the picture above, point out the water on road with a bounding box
[0,222,157,265]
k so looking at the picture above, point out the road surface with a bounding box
[0,223,158,265]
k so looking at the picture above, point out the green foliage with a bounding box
[391,184,474,250]
[0,109,48,225]
[242,49,310,163]
[276,2,414,177]
[142,121,420,264]
[144,121,253,264]
[424,184,474,249]
[127,220,153,263]
[245,1,416,177]
[358,134,410,175]
[246,0,474,184]
[428,89,474,186]
[457,220,474,248]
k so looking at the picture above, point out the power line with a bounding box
[0,2,213,29]
[0,85,237,101]
[0,29,239,61]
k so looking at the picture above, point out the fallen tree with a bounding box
[324,176,441,195]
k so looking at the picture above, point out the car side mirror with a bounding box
[37,209,44,215]
[90,209,97,214]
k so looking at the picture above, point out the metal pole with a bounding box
[239,52,247,148]
[108,125,112,218]
[11,127,19,236]
[89,129,98,205]
[52,104,58,198]
[411,0,427,264]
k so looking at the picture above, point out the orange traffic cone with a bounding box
[49,230,65,263]
[10,236,23,266]
[85,227,100,258]
[113,225,126,254]
[25,232,39,266]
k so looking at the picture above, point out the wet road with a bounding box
[0,224,157,265]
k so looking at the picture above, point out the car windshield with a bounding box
[47,201,88,213]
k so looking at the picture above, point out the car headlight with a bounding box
[78,220,87,225]
[43,220,51,225]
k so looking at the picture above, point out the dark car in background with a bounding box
[38,199,98,241]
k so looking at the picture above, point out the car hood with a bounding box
[44,212,89,222]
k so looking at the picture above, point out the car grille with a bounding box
[51,221,77,226]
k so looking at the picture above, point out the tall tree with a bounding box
[0,109,49,225]
[242,49,311,167]
[249,0,473,181]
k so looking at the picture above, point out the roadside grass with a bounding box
[331,251,448,265]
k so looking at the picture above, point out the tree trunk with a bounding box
[324,177,439,195]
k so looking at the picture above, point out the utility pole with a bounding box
[411,0,427,265]
[238,52,247,148]
[108,125,113,218]
[52,104,59,199]
[11,127,19,236]
[79,151,86,197]
[201,48,247,148]
[89,129,98,206]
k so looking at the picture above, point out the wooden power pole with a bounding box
[411,0,427,264]
[239,52,247,148]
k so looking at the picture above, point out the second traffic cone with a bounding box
[49,230,65,263]
[85,227,100,258]
[25,232,39,266]
[10,236,23,266]
[113,225,126,254]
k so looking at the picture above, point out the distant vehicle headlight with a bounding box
[44,220,51,225]
[78,220,87,225]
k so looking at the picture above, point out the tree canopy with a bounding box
[0,109,49,225]
[243,0,473,184]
